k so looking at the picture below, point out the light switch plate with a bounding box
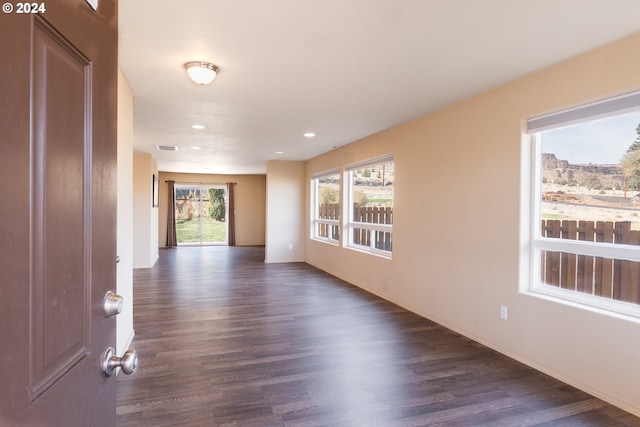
[86,0,98,11]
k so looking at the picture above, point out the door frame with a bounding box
[174,183,229,246]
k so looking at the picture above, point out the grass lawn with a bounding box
[176,217,226,243]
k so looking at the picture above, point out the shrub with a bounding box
[353,189,368,206]
[581,174,603,190]
[319,186,339,205]
[208,188,226,221]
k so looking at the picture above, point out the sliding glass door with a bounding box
[174,184,227,245]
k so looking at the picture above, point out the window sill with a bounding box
[345,244,392,260]
[311,237,339,246]
[523,285,640,323]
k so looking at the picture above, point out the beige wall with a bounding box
[158,172,266,247]
[116,68,134,355]
[265,160,305,263]
[132,153,159,268]
[305,32,640,415]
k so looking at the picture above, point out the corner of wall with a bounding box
[265,160,306,263]
[132,152,159,268]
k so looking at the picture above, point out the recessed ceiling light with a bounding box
[275,151,284,154]
[304,132,316,138]
[191,124,205,130]
[191,146,201,150]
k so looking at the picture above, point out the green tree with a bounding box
[621,124,640,190]
[207,188,226,221]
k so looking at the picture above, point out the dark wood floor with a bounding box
[117,246,640,426]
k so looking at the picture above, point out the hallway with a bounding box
[116,247,639,426]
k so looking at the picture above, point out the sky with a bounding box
[541,111,640,165]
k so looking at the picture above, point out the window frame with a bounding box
[345,154,394,258]
[310,168,341,245]
[526,91,640,319]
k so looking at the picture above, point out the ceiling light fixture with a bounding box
[191,124,205,129]
[184,61,219,85]
[304,132,316,138]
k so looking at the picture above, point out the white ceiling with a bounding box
[119,0,640,175]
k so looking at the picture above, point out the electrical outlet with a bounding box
[500,306,508,320]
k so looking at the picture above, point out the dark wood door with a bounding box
[0,1,119,425]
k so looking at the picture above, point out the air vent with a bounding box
[156,145,178,151]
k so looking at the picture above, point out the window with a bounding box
[174,184,227,245]
[311,169,340,244]
[346,155,393,256]
[527,92,640,317]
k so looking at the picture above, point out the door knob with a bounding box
[102,347,138,377]
[103,291,123,317]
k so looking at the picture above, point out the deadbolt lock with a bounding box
[103,291,123,318]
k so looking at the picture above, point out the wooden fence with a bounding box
[353,205,393,250]
[318,204,393,251]
[541,220,640,304]
[318,204,340,242]
[175,197,209,220]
